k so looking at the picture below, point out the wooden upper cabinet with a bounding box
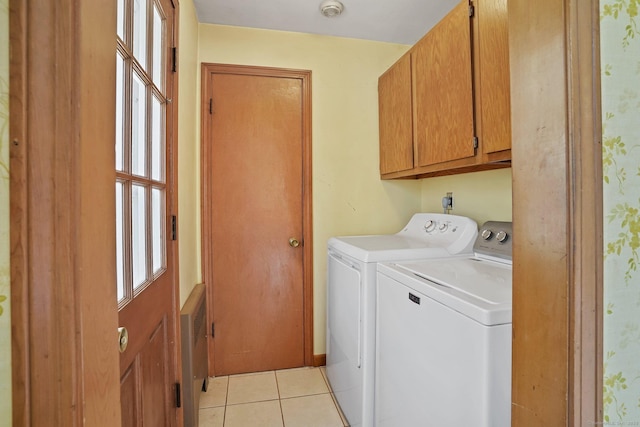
[379,53,414,175]
[475,0,511,158]
[378,0,512,179]
[414,0,475,167]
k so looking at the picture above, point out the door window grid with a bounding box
[116,0,168,305]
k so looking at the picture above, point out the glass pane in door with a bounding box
[131,72,147,177]
[117,0,126,41]
[152,187,164,274]
[152,4,164,89]
[133,0,148,69]
[115,52,125,172]
[151,94,164,181]
[132,184,147,289]
[116,181,125,301]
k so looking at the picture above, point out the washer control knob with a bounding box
[496,230,509,243]
[481,229,493,240]
[424,220,437,233]
[438,222,448,232]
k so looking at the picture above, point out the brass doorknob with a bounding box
[289,237,300,248]
[118,327,129,353]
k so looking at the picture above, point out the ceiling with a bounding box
[192,0,460,45]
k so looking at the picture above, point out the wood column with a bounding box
[509,0,602,425]
[10,0,121,425]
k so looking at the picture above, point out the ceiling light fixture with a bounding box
[320,0,344,18]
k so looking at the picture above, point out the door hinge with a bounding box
[209,98,213,115]
[211,322,215,338]
[172,47,177,73]
[175,382,181,408]
[473,136,479,150]
[469,4,475,17]
[171,215,177,241]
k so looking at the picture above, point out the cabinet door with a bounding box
[378,53,413,175]
[477,0,511,155]
[414,0,475,166]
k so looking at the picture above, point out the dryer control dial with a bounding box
[481,229,493,240]
[424,220,437,233]
[496,230,509,243]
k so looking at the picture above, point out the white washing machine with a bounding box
[326,213,478,427]
[375,221,513,427]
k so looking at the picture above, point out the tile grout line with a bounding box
[321,368,350,427]
[222,376,229,426]
[203,367,346,427]
[274,370,286,427]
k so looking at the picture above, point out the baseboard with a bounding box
[313,354,326,367]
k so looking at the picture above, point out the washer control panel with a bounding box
[422,218,459,234]
[474,221,513,260]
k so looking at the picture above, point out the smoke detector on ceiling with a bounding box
[320,0,344,18]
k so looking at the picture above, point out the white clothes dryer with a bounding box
[326,214,478,427]
[375,221,513,427]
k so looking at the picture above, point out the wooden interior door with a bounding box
[203,66,310,376]
[116,0,179,425]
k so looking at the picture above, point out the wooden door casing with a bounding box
[200,64,314,376]
[9,0,123,424]
[509,0,603,425]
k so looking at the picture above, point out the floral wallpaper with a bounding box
[601,0,640,423]
[0,0,11,422]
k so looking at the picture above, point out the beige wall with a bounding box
[421,168,513,225]
[177,6,514,354]
[196,24,422,354]
[177,0,201,307]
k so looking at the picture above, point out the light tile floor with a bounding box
[199,366,349,427]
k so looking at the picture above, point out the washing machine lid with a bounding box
[329,235,453,263]
[328,214,478,263]
[388,257,512,325]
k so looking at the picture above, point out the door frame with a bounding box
[200,63,314,374]
[509,0,602,424]
[9,0,183,425]
[9,0,122,424]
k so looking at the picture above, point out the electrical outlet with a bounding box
[441,192,453,213]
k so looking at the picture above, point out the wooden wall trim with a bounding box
[313,354,326,368]
[566,0,603,424]
[301,67,314,367]
[9,0,29,423]
[170,3,184,427]
[10,0,121,425]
